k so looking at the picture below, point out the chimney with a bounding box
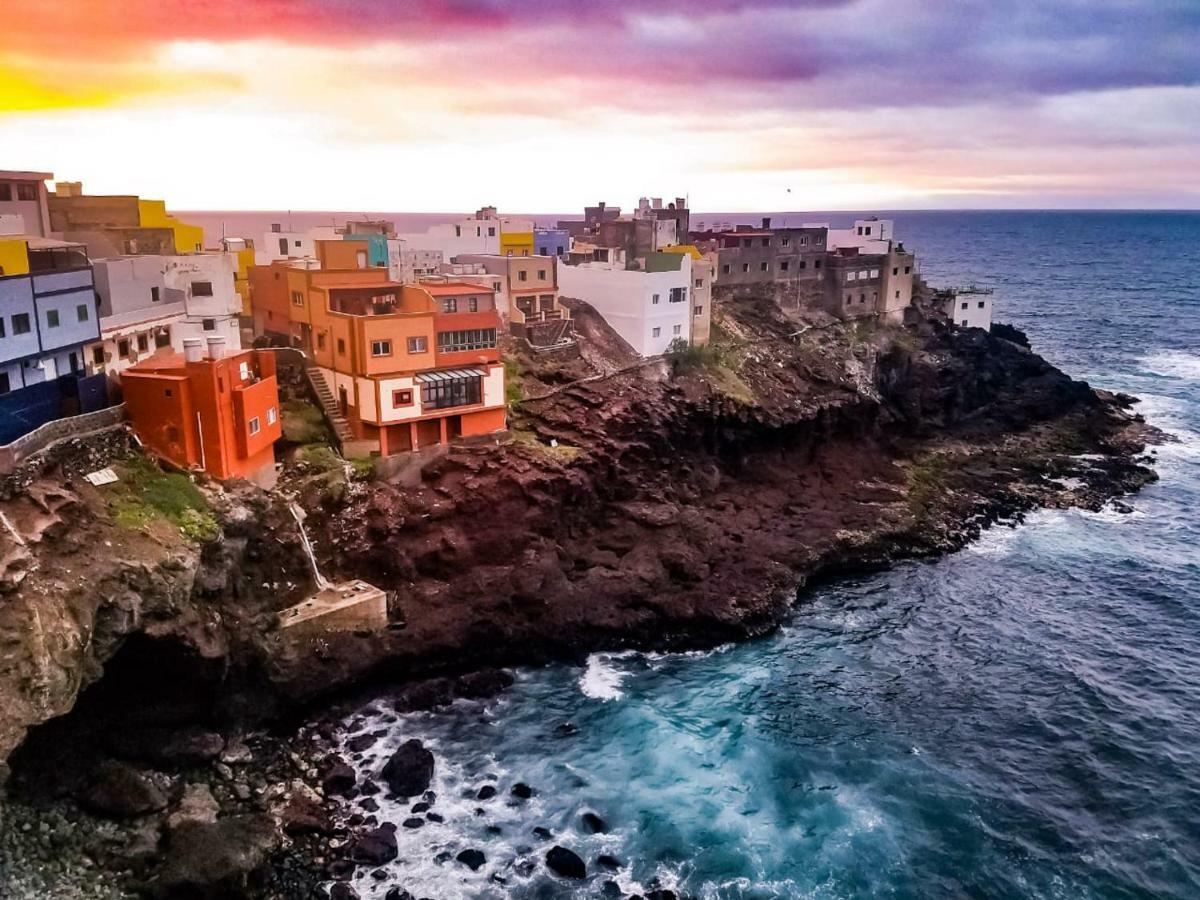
[183,338,204,363]
[206,336,226,360]
[762,217,772,229]
[676,197,686,210]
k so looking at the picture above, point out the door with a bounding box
[338,386,349,416]
[446,415,463,441]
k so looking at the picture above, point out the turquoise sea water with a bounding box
[341,212,1200,899]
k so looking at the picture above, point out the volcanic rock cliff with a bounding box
[0,294,1157,898]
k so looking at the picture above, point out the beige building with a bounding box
[453,254,571,340]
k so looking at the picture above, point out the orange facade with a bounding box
[122,346,283,483]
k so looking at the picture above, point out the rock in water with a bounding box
[381,739,435,797]
[330,884,360,900]
[80,760,168,819]
[456,848,486,871]
[582,811,607,833]
[149,815,277,899]
[477,784,497,800]
[350,826,399,865]
[511,782,534,799]
[322,756,358,796]
[546,845,587,879]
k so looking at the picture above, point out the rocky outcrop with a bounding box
[380,740,435,798]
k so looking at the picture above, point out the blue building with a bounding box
[0,236,108,444]
[534,227,570,258]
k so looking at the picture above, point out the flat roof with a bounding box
[421,280,496,295]
[1,234,86,250]
[0,171,53,181]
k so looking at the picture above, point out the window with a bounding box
[695,278,703,288]
[16,183,37,201]
[694,305,703,316]
[0,372,8,395]
[46,308,61,328]
[761,238,770,247]
[118,339,130,358]
[893,267,899,276]
[741,263,749,273]
[488,226,496,237]
[861,294,866,303]
[407,336,428,353]
[978,301,986,309]
[421,374,482,410]
[291,290,304,307]
[669,287,686,303]
[760,262,768,272]
[896,291,901,299]
[191,281,213,297]
[248,417,261,435]
[815,259,821,269]
[77,303,89,322]
[468,297,479,313]
[869,269,880,278]
[392,389,413,406]
[537,269,546,280]
[962,319,969,326]
[846,272,857,282]
[267,406,278,425]
[0,184,10,201]
[455,226,462,237]
[156,330,170,348]
[722,264,731,275]
[860,270,870,280]
[164,388,172,398]
[800,236,809,246]
[780,261,790,272]
[239,361,250,380]
[652,293,660,305]
[13,313,31,335]
[92,346,103,365]
[961,302,969,310]
[904,266,912,274]
[294,240,302,248]
[437,328,497,353]
[518,270,528,282]
[864,226,872,236]
[781,237,790,247]
[317,333,327,351]
[151,286,161,302]
[742,238,752,248]
[652,327,661,337]
[673,324,682,336]
[442,298,458,313]
[202,318,216,331]
[371,339,392,357]
[799,260,807,270]
[137,334,149,353]
[279,238,288,255]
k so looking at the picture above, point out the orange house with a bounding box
[122,336,283,486]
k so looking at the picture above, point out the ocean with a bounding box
[325,211,1200,899]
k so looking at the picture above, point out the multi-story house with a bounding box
[499,217,535,258]
[257,223,341,264]
[88,256,181,390]
[453,254,571,341]
[820,248,890,320]
[702,219,829,293]
[0,170,54,237]
[122,337,282,486]
[825,218,916,322]
[534,227,570,258]
[250,258,506,455]
[392,208,501,258]
[559,250,693,357]
[0,234,106,442]
[656,245,713,346]
[49,182,204,256]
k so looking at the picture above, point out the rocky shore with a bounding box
[0,293,1159,898]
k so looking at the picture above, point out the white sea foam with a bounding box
[579,651,639,700]
[1140,349,1200,381]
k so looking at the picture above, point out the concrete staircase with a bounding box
[303,362,355,446]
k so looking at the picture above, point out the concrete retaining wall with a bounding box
[0,403,127,474]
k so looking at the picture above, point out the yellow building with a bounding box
[0,237,31,275]
[137,199,204,254]
[499,218,534,257]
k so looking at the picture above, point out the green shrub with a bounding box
[109,457,219,542]
[280,399,330,444]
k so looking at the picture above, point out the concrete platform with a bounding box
[277,580,387,639]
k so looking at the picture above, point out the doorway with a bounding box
[338,386,349,416]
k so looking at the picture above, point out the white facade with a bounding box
[256,225,340,264]
[316,364,505,426]
[825,218,895,254]
[393,215,500,259]
[558,256,692,357]
[952,294,993,330]
[162,254,242,352]
[88,256,184,379]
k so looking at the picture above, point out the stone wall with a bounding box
[0,404,127,474]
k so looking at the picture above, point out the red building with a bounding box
[122,336,283,486]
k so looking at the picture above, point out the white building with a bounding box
[256,224,341,264]
[392,210,501,259]
[89,256,182,382]
[162,254,242,352]
[558,252,692,357]
[825,217,894,253]
[386,240,442,283]
[950,293,993,330]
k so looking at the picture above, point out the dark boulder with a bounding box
[347,733,378,753]
[532,826,552,840]
[596,854,622,870]
[454,668,514,699]
[330,884,360,900]
[108,727,225,769]
[281,793,333,837]
[582,812,608,833]
[385,890,414,900]
[477,785,497,800]
[349,826,399,865]
[80,760,168,819]
[455,848,486,871]
[381,740,435,797]
[148,815,277,899]
[426,812,444,823]
[546,845,587,879]
[322,757,357,796]
[511,782,534,799]
[402,817,425,829]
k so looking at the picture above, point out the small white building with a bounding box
[89,256,183,381]
[393,210,501,259]
[257,224,340,264]
[558,251,692,357]
[162,254,243,352]
[951,293,993,330]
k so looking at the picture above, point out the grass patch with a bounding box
[906,453,950,521]
[665,338,725,372]
[281,399,330,444]
[504,356,524,406]
[109,457,219,542]
[509,428,584,462]
[348,456,376,481]
[705,365,757,405]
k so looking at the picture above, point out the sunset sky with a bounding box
[2,0,1198,212]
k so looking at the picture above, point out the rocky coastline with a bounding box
[0,294,1160,899]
